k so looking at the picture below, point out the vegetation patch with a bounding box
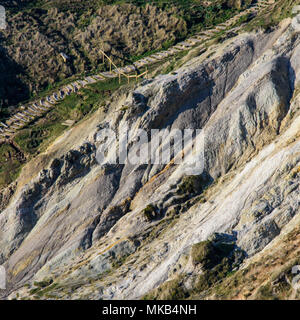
[191,240,235,269]
[0,77,132,190]
[244,0,296,31]
[177,173,212,197]
[143,275,189,300]
[142,204,160,222]
[33,279,54,288]
[191,236,245,294]
[0,142,26,188]
[28,281,59,299]
[143,233,245,300]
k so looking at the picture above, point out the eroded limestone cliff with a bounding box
[0,13,300,300]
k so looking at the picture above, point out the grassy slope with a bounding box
[245,0,299,30]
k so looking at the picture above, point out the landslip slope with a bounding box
[0,13,300,300]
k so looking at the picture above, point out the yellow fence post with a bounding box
[100,48,132,85]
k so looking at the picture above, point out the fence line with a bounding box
[99,48,148,84]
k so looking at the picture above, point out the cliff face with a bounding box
[0,14,300,300]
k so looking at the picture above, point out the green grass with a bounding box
[142,204,159,221]
[0,50,161,190]
[0,76,136,190]
[0,143,25,187]
[161,49,190,74]
[14,77,128,155]
[244,0,298,31]
[177,174,212,196]
[143,238,245,300]
[143,275,188,300]
[28,281,59,299]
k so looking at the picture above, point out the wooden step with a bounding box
[23,110,36,118]
[99,72,118,78]
[70,83,80,91]
[45,96,55,104]
[94,74,105,81]
[85,76,97,83]
[28,106,42,114]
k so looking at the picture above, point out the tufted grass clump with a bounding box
[177,173,212,197]
[33,279,53,288]
[191,239,243,293]
[143,275,189,300]
[142,204,159,222]
[191,240,235,268]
